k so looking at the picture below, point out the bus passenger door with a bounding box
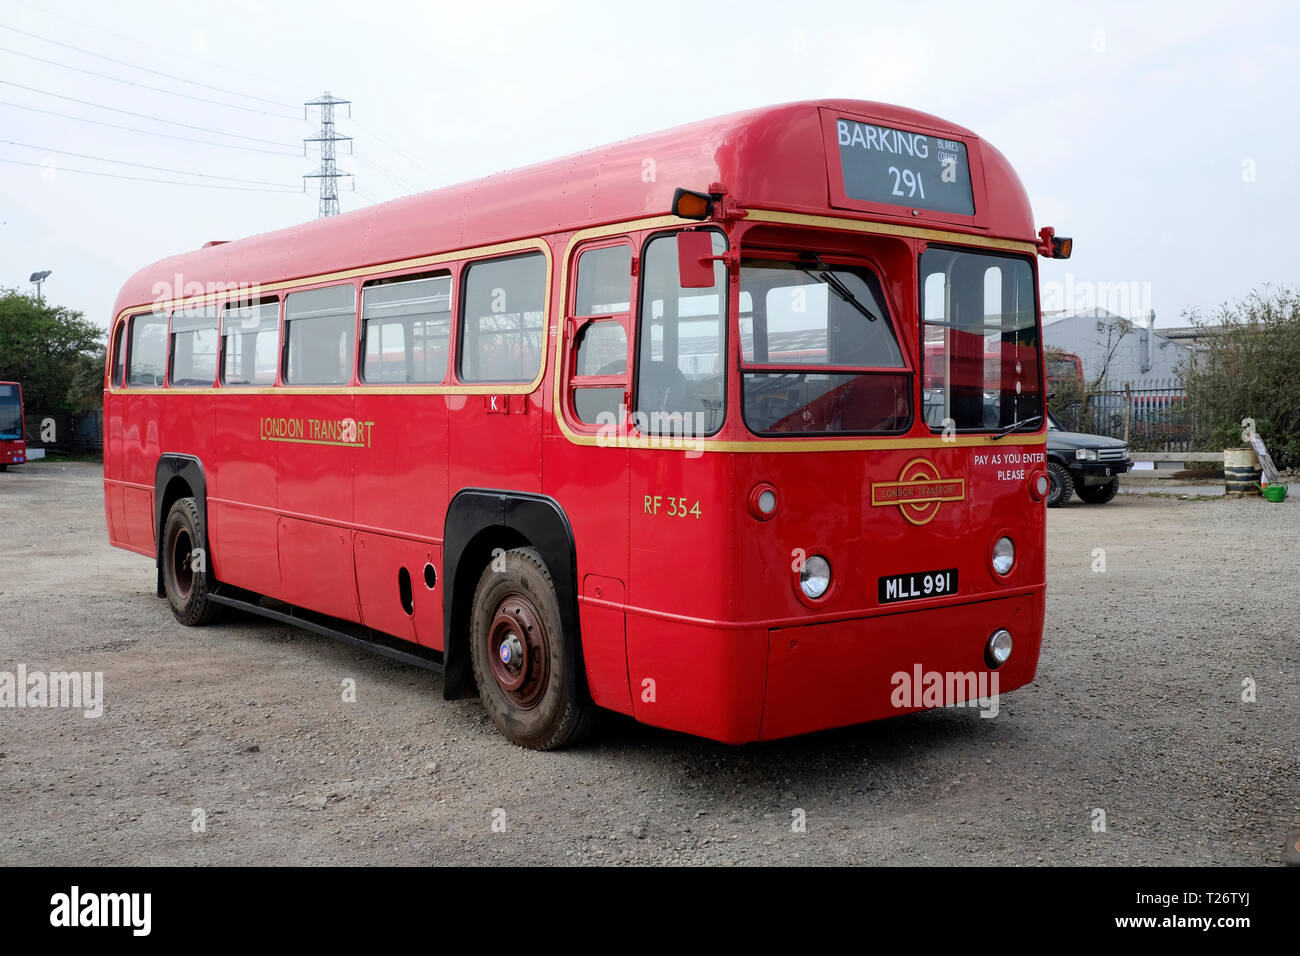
[544,239,635,714]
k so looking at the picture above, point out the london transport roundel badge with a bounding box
[869,457,966,526]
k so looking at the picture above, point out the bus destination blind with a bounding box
[835,118,975,216]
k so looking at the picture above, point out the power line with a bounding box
[0,156,301,192]
[11,0,300,98]
[354,152,420,194]
[0,99,300,156]
[352,118,450,186]
[0,138,295,187]
[0,80,300,147]
[0,23,296,109]
[0,46,300,119]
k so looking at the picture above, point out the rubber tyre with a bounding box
[161,496,223,625]
[0,464,7,472]
[1046,461,1074,508]
[469,547,596,750]
[1077,478,1119,504]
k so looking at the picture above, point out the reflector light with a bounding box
[672,187,713,220]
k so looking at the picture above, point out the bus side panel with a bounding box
[277,517,360,622]
[273,393,356,619]
[625,450,757,739]
[624,616,767,743]
[627,449,737,625]
[208,395,280,594]
[577,575,632,715]
[352,392,448,649]
[544,434,632,714]
[448,391,544,495]
[352,394,448,542]
[353,532,443,650]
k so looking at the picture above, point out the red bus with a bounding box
[0,382,26,471]
[1045,350,1084,390]
[104,100,1069,748]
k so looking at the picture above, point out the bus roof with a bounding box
[113,99,1035,319]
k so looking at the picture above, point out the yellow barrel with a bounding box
[1224,447,1261,495]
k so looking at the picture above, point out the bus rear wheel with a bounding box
[162,496,222,626]
[469,547,596,750]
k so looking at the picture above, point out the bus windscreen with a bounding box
[0,385,21,440]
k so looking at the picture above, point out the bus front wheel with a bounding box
[161,496,222,626]
[469,547,596,750]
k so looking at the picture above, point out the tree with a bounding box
[0,289,105,417]
[1044,346,1085,430]
[1181,286,1300,469]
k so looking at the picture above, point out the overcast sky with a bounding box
[1,0,1295,333]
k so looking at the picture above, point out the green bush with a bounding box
[1182,286,1300,469]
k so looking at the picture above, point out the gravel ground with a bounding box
[0,461,1295,866]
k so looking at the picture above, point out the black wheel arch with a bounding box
[443,489,588,704]
[153,454,209,596]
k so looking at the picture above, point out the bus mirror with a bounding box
[676,231,716,288]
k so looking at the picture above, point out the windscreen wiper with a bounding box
[801,257,878,322]
[989,414,1043,441]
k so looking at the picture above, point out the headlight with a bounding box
[986,629,1013,668]
[1075,448,1099,461]
[992,537,1015,576]
[799,555,831,599]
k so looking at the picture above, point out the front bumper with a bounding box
[1073,459,1130,483]
[622,590,1045,743]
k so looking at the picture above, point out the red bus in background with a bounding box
[0,382,26,471]
[1045,350,1084,391]
[104,100,1069,749]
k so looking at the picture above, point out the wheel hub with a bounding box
[486,593,549,709]
[170,526,193,599]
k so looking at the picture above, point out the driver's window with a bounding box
[634,230,727,437]
[566,241,633,427]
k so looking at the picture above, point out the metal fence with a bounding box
[1052,378,1196,452]
[23,411,103,457]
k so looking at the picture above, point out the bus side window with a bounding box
[111,320,126,387]
[458,252,547,384]
[170,304,220,387]
[127,312,168,388]
[222,299,281,386]
[285,285,357,386]
[568,243,632,424]
[634,230,727,435]
[361,272,452,384]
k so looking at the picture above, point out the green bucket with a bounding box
[1263,484,1288,503]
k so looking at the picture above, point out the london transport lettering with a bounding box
[258,416,375,448]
